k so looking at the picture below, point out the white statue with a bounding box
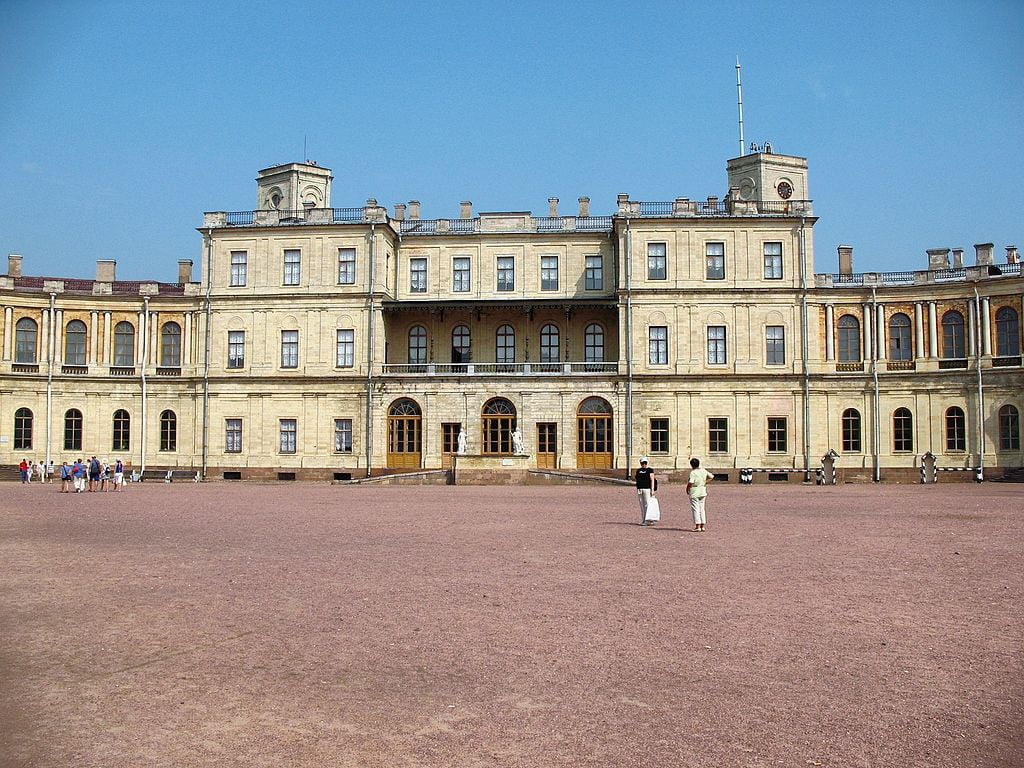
[512,428,524,455]
[457,429,467,455]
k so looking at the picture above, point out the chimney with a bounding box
[178,259,193,283]
[974,242,994,266]
[927,248,950,270]
[578,196,590,217]
[837,245,854,275]
[1007,245,1019,265]
[408,200,421,221]
[617,193,630,212]
[96,260,116,282]
[548,197,559,217]
[394,203,406,221]
[951,248,964,269]
[7,254,23,277]
[460,201,473,219]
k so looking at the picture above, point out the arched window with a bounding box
[14,407,32,450]
[64,409,83,451]
[893,407,913,452]
[387,398,422,468]
[114,321,135,366]
[113,409,130,451]
[838,315,861,362]
[408,325,427,366]
[889,313,912,361]
[999,405,1020,451]
[160,410,177,452]
[995,307,1020,357]
[941,311,965,359]
[65,320,87,366]
[15,317,37,363]
[161,322,181,367]
[945,406,966,451]
[841,408,861,453]
[481,398,517,455]
[496,324,515,369]
[584,323,604,363]
[540,323,560,368]
[451,324,470,367]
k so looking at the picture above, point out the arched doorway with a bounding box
[387,398,422,469]
[481,398,516,455]
[577,396,613,469]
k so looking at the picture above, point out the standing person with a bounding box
[46,459,55,483]
[72,459,85,493]
[634,457,657,526]
[19,458,29,484]
[59,461,72,493]
[686,457,715,533]
[88,456,100,492]
[34,460,45,484]
[113,459,124,491]
[98,461,108,492]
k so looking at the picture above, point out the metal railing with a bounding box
[639,202,674,216]
[400,219,438,234]
[332,208,364,222]
[225,211,255,226]
[381,361,618,375]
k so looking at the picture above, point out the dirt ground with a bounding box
[1,481,1022,768]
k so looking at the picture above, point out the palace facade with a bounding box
[2,150,1021,482]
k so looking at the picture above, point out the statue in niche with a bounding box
[512,428,524,455]
[457,429,468,455]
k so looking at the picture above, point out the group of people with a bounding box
[55,457,126,493]
[635,456,714,532]
[18,458,51,484]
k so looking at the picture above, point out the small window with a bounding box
[707,326,727,365]
[999,404,1020,451]
[763,242,783,279]
[113,409,131,452]
[766,325,785,365]
[281,330,299,369]
[283,249,301,286]
[14,407,32,450]
[541,255,559,291]
[647,243,667,280]
[280,419,297,454]
[945,406,966,451]
[648,326,668,366]
[585,255,603,290]
[706,242,725,280]
[410,257,427,293]
[893,407,914,452]
[767,417,787,453]
[842,408,862,453]
[708,418,728,453]
[497,256,515,291]
[228,331,245,369]
[334,419,353,453]
[838,315,861,362]
[160,410,177,452]
[230,251,247,286]
[225,418,242,453]
[338,248,356,285]
[452,256,471,292]
[650,418,669,453]
[336,329,354,368]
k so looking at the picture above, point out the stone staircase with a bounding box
[993,466,1024,483]
[0,464,25,482]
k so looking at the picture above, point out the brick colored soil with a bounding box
[1,482,1022,768]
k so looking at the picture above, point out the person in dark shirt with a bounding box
[634,457,657,525]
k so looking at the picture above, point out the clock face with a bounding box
[777,180,793,200]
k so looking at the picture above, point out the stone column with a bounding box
[875,303,886,360]
[914,303,924,359]
[3,306,11,360]
[968,300,976,357]
[183,312,192,367]
[863,304,872,362]
[101,312,110,364]
[150,312,159,365]
[54,310,63,364]
[137,311,145,366]
[928,302,937,358]
[982,297,991,356]
[824,305,834,361]
[40,308,48,364]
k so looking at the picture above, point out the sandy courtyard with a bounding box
[1,481,1022,767]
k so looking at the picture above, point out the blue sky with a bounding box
[1,0,1021,281]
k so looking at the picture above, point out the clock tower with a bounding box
[726,146,809,203]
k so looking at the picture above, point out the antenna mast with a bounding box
[735,57,745,156]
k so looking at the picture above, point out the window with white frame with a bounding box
[230,251,247,286]
[707,325,727,365]
[649,326,668,365]
[497,256,515,291]
[453,256,471,292]
[227,331,245,369]
[647,243,667,280]
[225,418,242,453]
[281,330,299,368]
[540,255,559,291]
[336,329,354,368]
[334,419,353,453]
[283,249,301,286]
[279,419,297,454]
[763,242,783,279]
[706,242,725,280]
[410,258,427,293]
[338,248,356,284]
[765,325,785,365]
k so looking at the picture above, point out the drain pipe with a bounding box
[624,216,633,478]
[201,229,213,479]
[45,292,56,469]
[365,221,376,478]
[973,285,985,480]
[871,287,881,482]
[799,216,811,481]
[140,295,150,474]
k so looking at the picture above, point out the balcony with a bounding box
[817,261,1019,288]
[382,362,619,376]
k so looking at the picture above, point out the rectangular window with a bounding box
[225,418,242,453]
[767,417,788,453]
[766,326,785,365]
[647,243,667,280]
[706,242,725,280]
[230,251,247,287]
[410,257,427,293]
[452,256,471,292]
[336,329,354,368]
[708,326,727,365]
[585,255,603,290]
[283,249,301,286]
[280,419,297,454]
[497,256,515,291]
[281,330,299,369]
[708,418,728,453]
[334,419,353,453]
[541,255,559,291]
[649,326,668,365]
[650,418,669,454]
[227,331,245,369]
[338,248,356,284]
[763,242,783,280]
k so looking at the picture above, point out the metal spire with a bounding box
[736,57,745,156]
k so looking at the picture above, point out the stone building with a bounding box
[1,150,1021,482]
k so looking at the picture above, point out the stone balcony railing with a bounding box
[815,261,1020,288]
[382,362,619,375]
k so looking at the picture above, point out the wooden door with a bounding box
[537,422,557,469]
[577,414,612,469]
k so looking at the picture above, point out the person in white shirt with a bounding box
[686,457,714,532]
